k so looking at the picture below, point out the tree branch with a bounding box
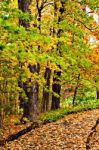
[75,19,99,31]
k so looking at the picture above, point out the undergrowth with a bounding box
[39,100,99,123]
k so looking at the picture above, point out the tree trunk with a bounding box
[36,0,50,112]
[18,0,40,122]
[19,94,29,120]
[97,91,99,99]
[28,64,40,121]
[19,81,29,121]
[51,70,61,110]
[42,68,51,112]
[0,109,5,129]
[72,74,80,106]
[28,81,39,121]
[18,0,32,28]
[18,0,31,122]
[72,86,78,106]
[51,1,65,110]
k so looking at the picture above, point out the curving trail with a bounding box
[1,109,99,150]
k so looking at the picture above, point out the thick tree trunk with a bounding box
[42,68,51,112]
[18,0,30,122]
[18,0,39,122]
[28,64,40,121]
[19,64,40,122]
[28,81,39,121]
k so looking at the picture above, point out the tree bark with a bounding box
[28,81,39,121]
[36,0,52,112]
[51,70,61,110]
[42,68,51,112]
[19,81,30,121]
[72,74,80,106]
[0,109,5,129]
[28,64,40,121]
[97,91,99,99]
[18,0,40,122]
[51,0,65,110]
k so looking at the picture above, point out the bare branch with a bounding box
[75,19,99,31]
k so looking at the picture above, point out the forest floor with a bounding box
[1,109,99,150]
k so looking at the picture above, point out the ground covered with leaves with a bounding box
[1,109,99,150]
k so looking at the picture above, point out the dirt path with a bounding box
[1,109,99,150]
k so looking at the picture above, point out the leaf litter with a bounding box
[1,109,99,150]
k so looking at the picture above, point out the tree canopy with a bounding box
[0,0,99,125]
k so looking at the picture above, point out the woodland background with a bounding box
[0,0,99,129]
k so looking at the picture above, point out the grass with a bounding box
[39,100,99,123]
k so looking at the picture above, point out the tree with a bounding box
[51,0,66,109]
[18,0,40,122]
[0,0,99,127]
